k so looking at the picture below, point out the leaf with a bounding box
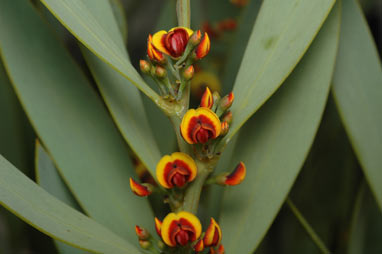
[78,0,161,177]
[109,0,128,43]
[222,0,335,144]
[221,0,262,94]
[0,0,153,244]
[348,182,382,254]
[41,0,159,102]
[0,155,141,254]
[332,0,382,210]
[36,142,88,254]
[219,4,341,253]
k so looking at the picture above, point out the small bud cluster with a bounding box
[140,27,210,101]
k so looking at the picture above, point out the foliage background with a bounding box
[0,0,381,253]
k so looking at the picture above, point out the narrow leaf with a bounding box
[219,5,341,253]
[0,155,141,254]
[41,0,159,102]
[0,0,153,244]
[222,0,335,144]
[332,0,382,210]
[78,0,161,176]
[36,142,87,254]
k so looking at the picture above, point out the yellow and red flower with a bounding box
[151,27,210,59]
[200,87,213,109]
[156,152,197,188]
[204,218,222,247]
[194,238,204,252]
[219,162,246,186]
[180,107,221,144]
[161,211,202,247]
[129,178,153,197]
[147,34,165,63]
[154,217,162,237]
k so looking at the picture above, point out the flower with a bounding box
[181,107,221,144]
[154,217,162,237]
[156,152,197,188]
[151,27,210,59]
[161,211,202,247]
[217,162,246,186]
[135,225,150,240]
[200,87,213,109]
[152,27,193,58]
[194,238,204,252]
[129,178,153,197]
[147,34,165,62]
[204,218,222,247]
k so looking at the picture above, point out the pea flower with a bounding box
[204,218,222,247]
[217,162,246,186]
[161,211,202,247]
[181,107,221,144]
[200,87,213,109]
[129,178,153,197]
[156,152,197,188]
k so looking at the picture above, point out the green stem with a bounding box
[176,0,190,28]
[182,160,216,213]
[286,198,331,254]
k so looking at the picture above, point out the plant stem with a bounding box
[286,198,331,254]
[176,0,190,28]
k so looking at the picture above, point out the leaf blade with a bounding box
[219,4,341,253]
[332,0,382,210]
[0,155,140,254]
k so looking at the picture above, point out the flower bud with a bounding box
[195,32,210,60]
[221,111,232,124]
[204,218,222,247]
[139,60,151,74]
[189,30,202,46]
[135,225,150,240]
[220,121,229,136]
[216,162,246,186]
[139,240,151,249]
[183,65,194,81]
[129,178,153,197]
[194,238,204,252]
[218,244,225,254]
[219,92,234,111]
[200,87,213,109]
[155,66,167,79]
[154,217,162,237]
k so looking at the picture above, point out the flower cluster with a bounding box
[140,27,210,100]
[136,211,224,253]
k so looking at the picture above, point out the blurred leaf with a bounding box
[0,0,153,244]
[110,0,128,43]
[36,142,88,254]
[41,0,159,102]
[221,0,262,94]
[219,4,340,253]
[332,0,382,210]
[79,0,161,177]
[0,155,141,254]
[222,0,335,145]
[348,182,382,254]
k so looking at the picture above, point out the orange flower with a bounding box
[180,108,221,144]
[156,152,197,188]
[154,217,162,237]
[194,238,204,252]
[152,27,193,58]
[135,225,150,240]
[129,178,152,197]
[161,211,202,247]
[147,34,165,62]
[204,218,222,247]
[218,162,246,186]
[217,244,225,254]
[200,87,213,109]
[195,32,210,60]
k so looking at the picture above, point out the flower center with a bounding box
[175,230,190,246]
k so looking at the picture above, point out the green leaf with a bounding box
[221,0,262,94]
[222,0,335,145]
[36,142,88,254]
[0,0,153,244]
[41,0,159,102]
[0,155,141,254]
[109,0,128,43]
[332,0,382,210]
[348,182,382,254]
[219,4,341,253]
[78,0,161,177]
